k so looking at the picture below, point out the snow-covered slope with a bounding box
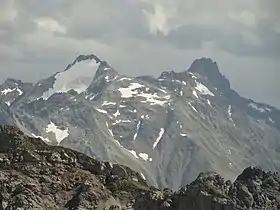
[1,55,280,190]
[40,58,99,100]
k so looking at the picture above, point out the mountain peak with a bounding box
[37,54,104,100]
[188,58,219,73]
[65,54,119,81]
[158,70,178,80]
[65,54,101,71]
[188,57,231,91]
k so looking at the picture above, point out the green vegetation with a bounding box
[204,183,227,199]
[118,179,150,191]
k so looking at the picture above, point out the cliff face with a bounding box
[0,125,279,210]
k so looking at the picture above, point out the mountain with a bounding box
[1,125,279,209]
[0,54,280,190]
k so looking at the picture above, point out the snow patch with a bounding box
[46,122,69,144]
[248,103,266,112]
[188,102,198,113]
[16,88,23,95]
[118,83,144,98]
[31,133,51,143]
[86,94,98,101]
[140,93,170,106]
[113,109,120,118]
[180,133,187,137]
[192,90,198,98]
[140,173,146,180]
[102,101,116,106]
[188,72,197,79]
[265,107,271,112]
[133,121,141,140]
[227,105,236,126]
[1,88,14,95]
[106,121,114,136]
[119,77,133,81]
[160,88,167,93]
[112,119,131,125]
[140,114,150,119]
[207,100,211,106]
[113,139,141,160]
[115,140,121,146]
[118,83,170,106]
[153,128,165,149]
[96,108,108,114]
[194,81,215,96]
[5,101,12,106]
[228,105,232,118]
[268,117,275,124]
[1,87,23,95]
[139,153,153,162]
[128,150,139,159]
[41,58,99,100]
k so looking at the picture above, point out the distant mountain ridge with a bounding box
[0,54,280,190]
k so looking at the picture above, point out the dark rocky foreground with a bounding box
[0,125,279,210]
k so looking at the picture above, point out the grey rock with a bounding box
[0,54,279,191]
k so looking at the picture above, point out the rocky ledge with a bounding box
[0,125,279,210]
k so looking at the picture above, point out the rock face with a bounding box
[0,125,148,209]
[178,168,280,210]
[0,54,280,190]
[0,125,279,210]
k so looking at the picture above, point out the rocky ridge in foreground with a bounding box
[0,125,279,210]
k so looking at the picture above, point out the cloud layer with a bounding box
[0,0,279,107]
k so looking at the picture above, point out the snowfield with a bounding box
[41,58,99,100]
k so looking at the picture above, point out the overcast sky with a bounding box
[0,0,279,107]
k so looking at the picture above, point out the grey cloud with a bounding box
[160,23,280,59]
[0,0,279,108]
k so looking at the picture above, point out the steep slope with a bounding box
[0,106,13,125]
[1,54,280,190]
[1,125,280,210]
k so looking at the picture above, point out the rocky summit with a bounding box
[0,54,280,190]
[0,125,280,210]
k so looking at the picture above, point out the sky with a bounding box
[0,0,279,108]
